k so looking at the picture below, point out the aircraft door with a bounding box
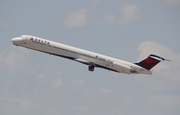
[23,38,27,44]
[106,60,113,67]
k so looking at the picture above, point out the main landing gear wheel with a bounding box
[88,65,95,71]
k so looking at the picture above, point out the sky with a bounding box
[0,0,180,115]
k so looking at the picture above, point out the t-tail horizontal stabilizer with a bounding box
[135,54,170,70]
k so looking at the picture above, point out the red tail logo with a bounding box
[135,54,169,70]
[30,38,33,41]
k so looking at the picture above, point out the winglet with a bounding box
[149,54,171,61]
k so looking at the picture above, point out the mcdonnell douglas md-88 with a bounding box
[11,35,169,75]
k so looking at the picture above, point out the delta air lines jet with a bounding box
[11,35,169,75]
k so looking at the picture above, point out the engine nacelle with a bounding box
[113,62,136,74]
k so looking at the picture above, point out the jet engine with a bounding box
[113,62,136,74]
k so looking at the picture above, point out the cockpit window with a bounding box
[21,35,27,44]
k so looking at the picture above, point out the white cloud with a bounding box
[36,74,44,80]
[52,78,63,90]
[1,97,35,112]
[71,79,84,85]
[105,13,116,23]
[147,94,180,108]
[63,8,88,28]
[166,0,180,5]
[137,41,179,71]
[99,87,111,95]
[104,3,140,24]
[0,47,30,74]
[136,41,180,89]
[91,0,102,9]
[74,105,88,115]
[21,99,33,109]
[71,79,84,89]
[6,79,13,86]
[118,3,140,24]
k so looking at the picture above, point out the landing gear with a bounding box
[88,65,95,71]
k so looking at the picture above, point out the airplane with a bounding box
[11,35,169,75]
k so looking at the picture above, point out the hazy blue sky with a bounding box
[0,0,180,115]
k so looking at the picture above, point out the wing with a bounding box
[75,58,96,71]
[75,58,90,64]
[74,58,95,67]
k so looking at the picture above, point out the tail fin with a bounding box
[135,54,169,70]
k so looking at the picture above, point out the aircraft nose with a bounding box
[11,37,22,45]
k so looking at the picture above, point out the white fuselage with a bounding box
[12,35,152,74]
